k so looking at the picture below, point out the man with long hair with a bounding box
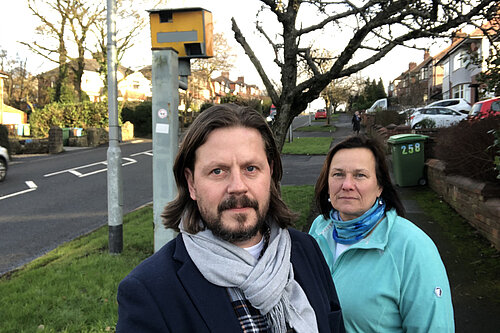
[117,104,344,333]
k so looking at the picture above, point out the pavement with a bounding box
[282,112,500,332]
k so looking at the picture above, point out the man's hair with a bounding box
[162,103,296,233]
[315,134,406,219]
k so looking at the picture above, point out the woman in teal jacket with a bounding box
[309,135,454,332]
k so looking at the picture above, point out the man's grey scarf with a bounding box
[180,219,318,333]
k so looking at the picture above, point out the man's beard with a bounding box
[200,195,268,243]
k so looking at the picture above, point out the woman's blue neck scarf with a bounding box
[330,199,386,245]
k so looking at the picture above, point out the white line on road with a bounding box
[0,181,38,201]
[44,157,137,178]
[130,150,153,157]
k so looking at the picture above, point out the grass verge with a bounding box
[294,125,336,132]
[282,185,315,231]
[0,186,315,332]
[282,137,332,155]
[0,207,154,333]
[408,187,500,303]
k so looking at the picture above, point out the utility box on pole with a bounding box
[148,7,213,252]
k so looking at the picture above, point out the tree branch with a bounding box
[231,17,279,104]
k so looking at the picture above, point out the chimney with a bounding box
[409,62,417,71]
[237,76,244,83]
[222,71,229,79]
[424,49,430,60]
[451,28,466,43]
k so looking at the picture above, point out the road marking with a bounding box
[130,150,153,157]
[44,157,137,178]
[0,181,38,201]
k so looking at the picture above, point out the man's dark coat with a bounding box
[117,228,344,332]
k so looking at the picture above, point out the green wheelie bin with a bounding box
[387,133,428,187]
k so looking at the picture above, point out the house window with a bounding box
[420,67,428,80]
[452,84,470,101]
[453,50,469,71]
[443,61,449,77]
[452,85,463,98]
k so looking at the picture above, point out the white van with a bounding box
[366,98,388,113]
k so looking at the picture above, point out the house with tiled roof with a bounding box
[0,70,28,126]
[38,59,151,103]
[212,71,234,102]
[389,50,433,106]
[434,28,496,103]
[391,15,500,106]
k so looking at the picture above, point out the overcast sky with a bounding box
[1,0,448,92]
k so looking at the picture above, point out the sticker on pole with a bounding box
[158,108,168,119]
[156,123,169,134]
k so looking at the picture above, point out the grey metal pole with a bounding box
[152,49,179,252]
[106,0,123,254]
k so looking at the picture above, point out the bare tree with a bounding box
[321,79,352,119]
[65,0,105,102]
[23,0,70,102]
[0,51,38,111]
[232,0,497,150]
[91,0,151,96]
[191,33,236,101]
[0,49,8,71]
[299,48,353,124]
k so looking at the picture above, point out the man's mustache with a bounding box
[218,195,259,213]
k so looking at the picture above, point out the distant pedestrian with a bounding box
[309,135,454,332]
[351,111,361,135]
[117,104,345,332]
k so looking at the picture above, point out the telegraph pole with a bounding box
[107,0,123,254]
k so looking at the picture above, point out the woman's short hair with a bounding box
[315,135,406,219]
[162,103,296,233]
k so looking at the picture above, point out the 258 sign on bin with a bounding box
[400,142,422,155]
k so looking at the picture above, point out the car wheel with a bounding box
[412,122,422,129]
[418,177,427,186]
[0,158,7,182]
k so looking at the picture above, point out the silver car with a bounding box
[410,106,468,129]
[0,145,9,182]
[426,98,471,115]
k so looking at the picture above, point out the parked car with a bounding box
[398,107,420,124]
[0,145,9,182]
[410,106,468,129]
[426,98,471,115]
[266,109,276,124]
[468,97,500,119]
[315,109,327,119]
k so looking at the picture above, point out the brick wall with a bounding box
[426,159,500,250]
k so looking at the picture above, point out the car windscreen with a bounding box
[469,103,482,116]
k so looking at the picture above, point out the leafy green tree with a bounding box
[349,79,386,111]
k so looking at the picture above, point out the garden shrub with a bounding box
[199,102,213,112]
[374,109,406,127]
[434,116,500,183]
[121,101,152,137]
[220,95,263,113]
[30,102,109,137]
